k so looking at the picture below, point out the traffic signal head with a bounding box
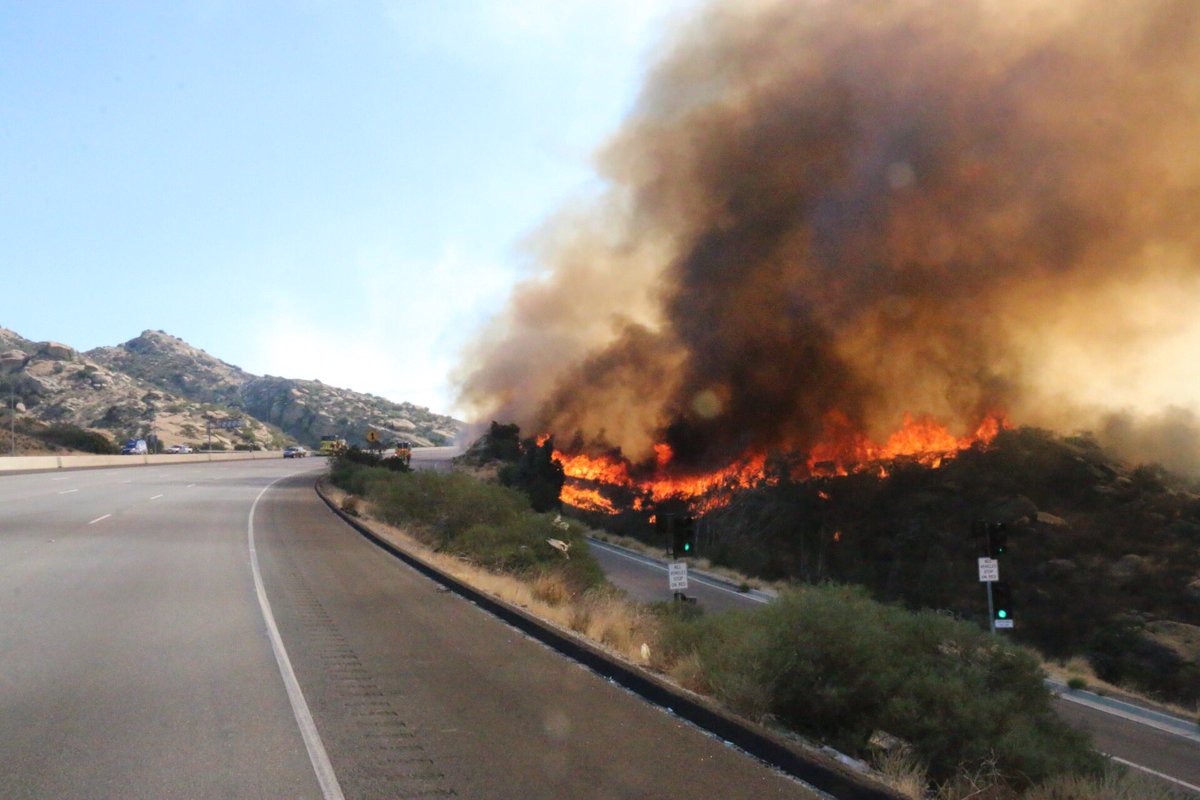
[988,522,1008,558]
[992,581,1012,621]
[672,516,696,557]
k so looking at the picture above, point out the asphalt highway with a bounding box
[0,459,820,799]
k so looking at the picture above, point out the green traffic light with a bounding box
[997,610,1008,619]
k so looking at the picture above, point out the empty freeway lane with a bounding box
[0,460,821,799]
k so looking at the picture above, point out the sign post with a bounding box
[206,418,243,452]
[979,557,1000,634]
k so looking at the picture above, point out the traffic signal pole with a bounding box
[975,520,1009,635]
[986,580,995,636]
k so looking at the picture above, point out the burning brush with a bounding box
[554,412,1008,515]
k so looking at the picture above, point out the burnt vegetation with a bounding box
[590,427,1200,706]
[461,421,566,514]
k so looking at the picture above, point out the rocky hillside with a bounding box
[87,330,461,448]
[1,327,462,452]
[0,327,280,451]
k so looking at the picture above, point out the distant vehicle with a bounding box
[165,444,193,454]
[394,440,412,466]
[319,435,346,456]
[283,446,308,458]
[120,438,148,455]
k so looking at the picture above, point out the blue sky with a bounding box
[0,0,700,416]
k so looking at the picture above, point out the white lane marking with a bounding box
[150,494,164,500]
[1054,689,1200,743]
[589,539,771,604]
[88,514,111,525]
[187,483,196,488]
[1107,754,1200,793]
[51,477,70,481]
[248,477,345,800]
[57,489,79,495]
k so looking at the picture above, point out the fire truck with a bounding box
[319,435,347,456]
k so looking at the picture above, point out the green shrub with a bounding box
[659,585,1102,786]
[497,436,565,513]
[370,470,529,546]
[338,445,410,473]
[328,462,605,596]
[40,424,118,454]
[443,513,603,590]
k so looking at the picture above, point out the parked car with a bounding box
[165,444,193,454]
[283,446,308,458]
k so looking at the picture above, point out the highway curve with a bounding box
[0,459,821,799]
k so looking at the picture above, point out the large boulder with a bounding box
[37,341,76,361]
[0,349,27,372]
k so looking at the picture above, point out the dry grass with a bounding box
[1043,657,1200,719]
[873,750,929,800]
[665,651,709,695]
[1023,767,1194,800]
[324,481,1194,800]
[321,480,657,666]
[588,529,789,594]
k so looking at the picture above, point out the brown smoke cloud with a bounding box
[456,0,1200,472]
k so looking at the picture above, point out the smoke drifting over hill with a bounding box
[457,0,1200,472]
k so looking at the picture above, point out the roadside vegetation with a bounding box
[0,416,119,455]
[330,451,603,598]
[329,434,1189,800]
[654,585,1100,788]
[575,427,1200,713]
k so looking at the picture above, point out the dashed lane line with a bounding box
[87,514,111,525]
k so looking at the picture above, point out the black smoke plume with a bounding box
[457,0,1200,472]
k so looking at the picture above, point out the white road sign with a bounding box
[978,557,999,583]
[995,620,1014,629]
[668,562,688,591]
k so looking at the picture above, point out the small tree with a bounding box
[500,436,565,513]
[483,421,521,462]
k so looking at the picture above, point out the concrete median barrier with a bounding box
[0,451,280,473]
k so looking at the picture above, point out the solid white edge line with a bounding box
[248,477,345,800]
[589,539,770,603]
[1106,754,1200,794]
[1054,689,1200,743]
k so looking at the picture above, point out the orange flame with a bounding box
[553,412,1008,514]
[806,411,1006,476]
[560,484,620,514]
[553,451,632,485]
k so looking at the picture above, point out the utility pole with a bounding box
[9,381,15,457]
